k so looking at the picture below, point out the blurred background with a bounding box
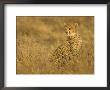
[16,16,94,74]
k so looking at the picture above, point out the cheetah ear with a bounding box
[74,23,78,28]
[64,23,68,29]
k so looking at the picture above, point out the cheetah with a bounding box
[48,23,85,73]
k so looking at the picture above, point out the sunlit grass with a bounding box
[16,16,94,74]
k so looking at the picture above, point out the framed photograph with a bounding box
[0,0,109,89]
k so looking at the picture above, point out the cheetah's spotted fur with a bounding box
[48,23,83,73]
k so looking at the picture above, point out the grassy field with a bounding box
[16,16,94,74]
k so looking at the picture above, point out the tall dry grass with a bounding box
[16,16,94,74]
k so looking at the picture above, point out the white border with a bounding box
[5,4,107,87]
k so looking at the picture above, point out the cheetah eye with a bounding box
[69,28,71,30]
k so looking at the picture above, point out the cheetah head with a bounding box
[64,23,78,38]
